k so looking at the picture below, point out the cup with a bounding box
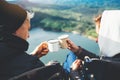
[58,34,69,49]
[48,39,60,52]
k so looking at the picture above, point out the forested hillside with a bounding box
[9,0,120,39]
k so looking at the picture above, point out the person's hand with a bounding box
[31,41,49,58]
[71,59,82,71]
[66,39,80,53]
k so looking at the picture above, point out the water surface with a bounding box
[27,28,100,64]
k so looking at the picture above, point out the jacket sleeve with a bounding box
[70,69,81,80]
[75,46,99,60]
[8,63,63,80]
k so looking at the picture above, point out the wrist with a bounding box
[31,51,42,58]
[74,46,82,55]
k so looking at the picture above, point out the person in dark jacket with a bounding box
[0,0,64,80]
[66,10,120,80]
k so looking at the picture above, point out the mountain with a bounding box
[53,0,120,7]
[8,0,120,8]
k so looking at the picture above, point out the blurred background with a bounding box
[6,0,120,64]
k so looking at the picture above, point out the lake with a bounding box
[27,28,100,64]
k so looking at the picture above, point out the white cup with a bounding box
[48,39,60,52]
[58,34,69,49]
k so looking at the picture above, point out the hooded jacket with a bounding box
[0,35,44,80]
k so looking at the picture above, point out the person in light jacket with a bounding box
[66,10,120,80]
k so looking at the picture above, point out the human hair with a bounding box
[94,14,102,23]
[94,14,102,34]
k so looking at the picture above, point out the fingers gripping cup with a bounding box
[58,34,69,49]
[48,39,60,52]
